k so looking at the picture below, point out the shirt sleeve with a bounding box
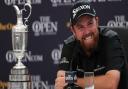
[105,35,126,72]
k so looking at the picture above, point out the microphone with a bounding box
[64,71,82,89]
[64,40,83,89]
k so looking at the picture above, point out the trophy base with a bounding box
[8,82,31,89]
[8,66,31,89]
[13,61,26,69]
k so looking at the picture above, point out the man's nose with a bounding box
[83,28,90,34]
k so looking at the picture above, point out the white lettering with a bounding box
[31,81,54,89]
[32,16,58,36]
[4,0,42,5]
[73,5,90,18]
[51,0,76,7]
[6,51,43,62]
[107,15,128,27]
[50,0,122,7]
[31,75,41,82]
[65,75,73,81]
[50,0,62,7]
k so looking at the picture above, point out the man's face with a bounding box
[71,15,99,51]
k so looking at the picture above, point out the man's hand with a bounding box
[55,70,67,89]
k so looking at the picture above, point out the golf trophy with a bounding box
[8,0,32,89]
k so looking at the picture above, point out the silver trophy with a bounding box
[8,1,32,89]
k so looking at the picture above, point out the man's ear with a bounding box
[95,16,99,27]
[70,26,73,32]
[70,26,75,36]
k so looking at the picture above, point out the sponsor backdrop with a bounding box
[0,0,128,89]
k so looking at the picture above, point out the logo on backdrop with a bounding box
[32,16,58,37]
[4,0,42,5]
[90,0,122,2]
[50,0,76,7]
[31,75,54,89]
[107,15,128,28]
[0,75,54,89]
[0,81,7,89]
[51,44,63,64]
[0,22,14,31]
[50,0,122,7]
[6,50,44,63]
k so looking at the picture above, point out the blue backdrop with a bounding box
[0,0,128,89]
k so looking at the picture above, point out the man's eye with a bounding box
[88,21,93,25]
[78,26,84,29]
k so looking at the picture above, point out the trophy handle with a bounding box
[13,0,32,26]
[22,3,32,25]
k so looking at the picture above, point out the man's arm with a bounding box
[77,70,120,89]
[94,70,120,89]
[55,70,120,89]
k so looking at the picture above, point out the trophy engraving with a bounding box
[8,0,32,89]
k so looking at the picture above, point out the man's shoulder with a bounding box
[99,27,118,38]
[64,35,76,45]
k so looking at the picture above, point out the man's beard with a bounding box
[81,33,98,52]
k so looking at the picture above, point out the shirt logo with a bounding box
[60,57,69,64]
